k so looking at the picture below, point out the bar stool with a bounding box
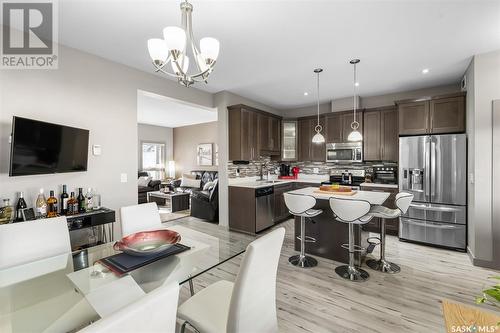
[366,192,414,274]
[329,197,374,282]
[284,193,322,268]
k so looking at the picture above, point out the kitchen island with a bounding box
[286,187,390,264]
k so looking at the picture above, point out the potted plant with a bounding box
[476,276,500,308]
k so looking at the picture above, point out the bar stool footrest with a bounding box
[296,235,316,243]
[340,243,365,252]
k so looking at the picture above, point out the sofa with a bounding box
[178,170,218,222]
[137,171,162,204]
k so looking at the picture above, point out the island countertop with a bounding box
[287,187,390,206]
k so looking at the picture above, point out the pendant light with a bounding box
[312,68,325,144]
[347,59,363,142]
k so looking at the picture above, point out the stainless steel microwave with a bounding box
[326,142,363,163]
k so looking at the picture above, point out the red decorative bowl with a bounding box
[113,229,181,256]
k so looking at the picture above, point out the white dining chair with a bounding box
[120,202,162,237]
[178,227,286,333]
[79,282,180,333]
[0,217,71,269]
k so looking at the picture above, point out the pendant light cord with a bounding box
[353,62,357,124]
[317,71,320,127]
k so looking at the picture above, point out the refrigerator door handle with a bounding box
[424,136,431,201]
[430,139,436,201]
[409,203,462,212]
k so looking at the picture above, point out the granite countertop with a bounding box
[360,182,399,189]
[228,175,328,189]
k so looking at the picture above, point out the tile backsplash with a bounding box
[228,159,396,178]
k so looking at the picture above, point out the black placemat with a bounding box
[100,243,190,275]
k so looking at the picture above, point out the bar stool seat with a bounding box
[284,193,322,268]
[366,192,414,274]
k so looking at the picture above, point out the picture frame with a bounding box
[197,143,213,166]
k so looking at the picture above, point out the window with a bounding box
[141,142,166,180]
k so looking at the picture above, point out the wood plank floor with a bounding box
[167,218,500,333]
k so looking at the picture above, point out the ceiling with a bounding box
[59,0,500,109]
[137,90,217,128]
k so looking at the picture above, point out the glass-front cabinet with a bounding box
[282,120,297,161]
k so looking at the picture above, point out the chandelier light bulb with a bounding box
[312,132,325,144]
[147,38,169,63]
[163,26,187,52]
[347,129,363,142]
[200,37,220,61]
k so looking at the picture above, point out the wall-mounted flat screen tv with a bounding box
[9,116,89,176]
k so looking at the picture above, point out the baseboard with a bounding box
[467,246,500,271]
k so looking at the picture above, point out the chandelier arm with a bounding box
[153,65,186,79]
[190,63,216,79]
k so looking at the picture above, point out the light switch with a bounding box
[120,173,128,183]
[92,144,102,156]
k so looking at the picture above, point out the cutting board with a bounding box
[314,189,358,196]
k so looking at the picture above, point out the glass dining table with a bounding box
[0,224,255,333]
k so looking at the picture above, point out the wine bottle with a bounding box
[60,185,69,215]
[77,188,86,213]
[15,192,27,222]
[35,188,47,218]
[67,192,77,215]
[47,191,58,218]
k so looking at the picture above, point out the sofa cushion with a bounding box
[181,177,202,189]
[138,176,151,187]
[138,186,151,194]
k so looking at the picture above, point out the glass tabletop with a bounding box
[0,224,254,333]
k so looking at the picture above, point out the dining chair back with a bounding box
[0,217,71,269]
[226,227,285,333]
[120,202,162,237]
[79,282,179,333]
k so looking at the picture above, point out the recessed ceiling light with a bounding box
[355,82,360,87]
[304,92,309,96]
[422,68,429,74]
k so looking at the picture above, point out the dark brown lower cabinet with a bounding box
[274,183,293,222]
[361,185,399,236]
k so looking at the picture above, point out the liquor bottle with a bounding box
[86,188,94,211]
[67,192,77,215]
[0,199,13,224]
[15,192,27,222]
[92,189,101,210]
[60,185,69,215]
[35,188,47,218]
[77,188,86,213]
[47,190,58,218]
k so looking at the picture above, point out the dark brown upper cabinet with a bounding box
[228,104,281,161]
[297,117,325,161]
[397,92,465,136]
[363,107,398,162]
[363,111,381,161]
[324,110,364,143]
[381,108,399,161]
[430,95,465,134]
[398,101,429,135]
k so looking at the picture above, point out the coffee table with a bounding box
[147,191,190,212]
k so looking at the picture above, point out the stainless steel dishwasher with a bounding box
[255,186,275,232]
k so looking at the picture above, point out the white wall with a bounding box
[0,43,213,237]
[137,123,173,171]
[173,121,218,177]
[465,49,500,268]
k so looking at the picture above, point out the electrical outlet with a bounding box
[313,168,319,174]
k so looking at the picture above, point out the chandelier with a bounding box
[147,0,220,87]
[312,68,325,144]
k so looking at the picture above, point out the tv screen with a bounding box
[9,117,89,176]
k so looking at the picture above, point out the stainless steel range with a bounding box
[322,169,365,190]
[399,134,467,251]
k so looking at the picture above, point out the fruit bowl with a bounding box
[113,229,181,256]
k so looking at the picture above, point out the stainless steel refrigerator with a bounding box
[399,134,467,250]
